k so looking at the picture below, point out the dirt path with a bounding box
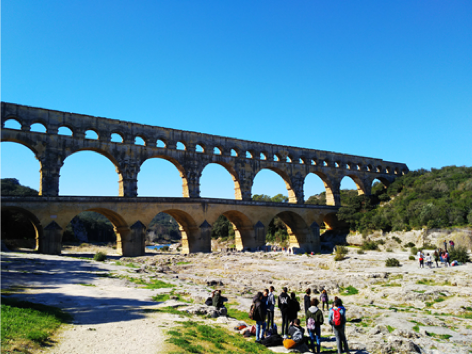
[1,252,174,354]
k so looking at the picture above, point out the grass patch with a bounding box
[115,261,140,268]
[143,306,192,317]
[152,294,171,302]
[125,276,175,289]
[416,278,435,286]
[176,261,191,265]
[412,324,420,333]
[166,321,272,353]
[1,297,72,353]
[340,286,359,296]
[226,303,254,324]
[382,282,401,287]
[78,283,96,287]
[386,325,395,333]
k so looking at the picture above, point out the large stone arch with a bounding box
[304,171,336,205]
[220,210,255,250]
[61,147,124,196]
[138,155,188,197]
[253,167,296,203]
[341,174,368,195]
[1,206,44,251]
[200,161,242,200]
[275,210,319,253]
[159,209,201,254]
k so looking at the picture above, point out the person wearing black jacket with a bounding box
[253,292,267,342]
[278,287,291,337]
[288,292,301,323]
[304,288,311,315]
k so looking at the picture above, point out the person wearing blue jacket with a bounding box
[328,298,349,354]
[266,286,276,332]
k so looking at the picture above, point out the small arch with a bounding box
[367,164,373,172]
[346,162,353,170]
[156,139,166,148]
[176,141,186,151]
[111,133,124,143]
[274,154,280,162]
[260,152,268,160]
[376,165,383,173]
[85,129,99,140]
[402,169,407,176]
[394,167,399,175]
[310,159,317,165]
[334,161,340,168]
[298,158,305,164]
[31,123,47,133]
[196,144,205,153]
[135,136,146,146]
[230,149,238,157]
[213,147,222,155]
[386,166,391,174]
[322,160,328,167]
[58,126,73,136]
[287,156,293,163]
[246,151,253,159]
[3,118,22,130]
[356,164,362,171]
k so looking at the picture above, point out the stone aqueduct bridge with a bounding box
[1,102,408,256]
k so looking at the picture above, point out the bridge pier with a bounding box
[40,221,63,255]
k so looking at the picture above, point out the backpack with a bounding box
[307,317,316,330]
[249,304,255,320]
[321,293,327,302]
[332,308,343,327]
[261,334,283,347]
[283,338,297,349]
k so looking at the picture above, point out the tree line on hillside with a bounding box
[338,166,472,233]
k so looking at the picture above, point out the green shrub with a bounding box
[386,248,393,252]
[404,242,416,248]
[357,249,365,255]
[93,252,107,262]
[361,241,378,250]
[392,236,402,244]
[410,247,418,255]
[334,245,348,261]
[340,286,359,295]
[409,255,415,260]
[448,246,470,263]
[161,246,170,252]
[385,258,401,267]
[377,239,386,245]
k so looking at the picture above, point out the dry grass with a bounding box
[62,243,118,255]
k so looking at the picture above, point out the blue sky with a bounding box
[2,0,471,199]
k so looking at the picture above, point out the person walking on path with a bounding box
[433,250,440,268]
[329,298,349,354]
[304,288,311,315]
[320,289,329,311]
[417,250,424,268]
[266,286,276,332]
[252,292,267,343]
[278,287,291,338]
[306,298,324,354]
[287,292,300,324]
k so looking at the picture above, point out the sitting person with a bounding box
[288,318,305,343]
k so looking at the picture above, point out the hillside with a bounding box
[338,166,472,233]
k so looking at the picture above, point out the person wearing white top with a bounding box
[425,253,432,268]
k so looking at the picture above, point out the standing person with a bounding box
[329,298,349,354]
[266,286,276,333]
[425,253,432,268]
[306,298,324,354]
[443,240,448,252]
[320,289,329,311]
[433,250,440,268]
[287,292,300,324]
[417,249,424,268]
[252,292,267,343]
[450,240,455,250]
[212,290,221,307]
[278,287,291,338]
[304,288,311,315]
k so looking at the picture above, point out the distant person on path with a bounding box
[278,287,291,337]
[252,292,267,343]
[417,250,424,268]
[425,253,432,268]
[450,240,455,250]
[266,286,276,332]
[306,298,324,354]
[443,240,448,251]
[320,289,329,311]
[304,288,311,315]
[287,292,301,324]
[329,298,349,354]
[433,251,440,268]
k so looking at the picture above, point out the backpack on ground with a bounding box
[205,297,212,306]
[283,338,297,349]
[261,334,283,347]
[307,317,316,330]
[332,308,343,327]
[249,304,255,320]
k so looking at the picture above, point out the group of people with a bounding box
[417,248,454,268]
[250,286,349,354]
